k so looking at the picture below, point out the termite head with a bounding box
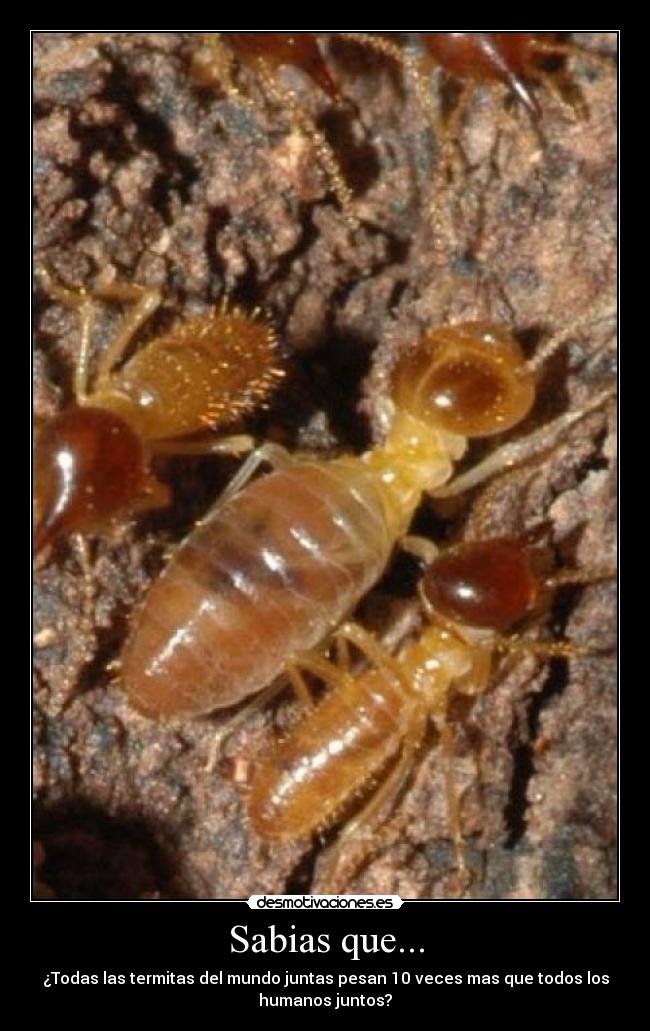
[421,33,542,117]
[190,33,341,101]
[392,323,536,439]
[227,32,341,100]
[422,536,541,631]
[34,406,169,552]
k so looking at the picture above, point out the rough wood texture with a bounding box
[33,32,617,900]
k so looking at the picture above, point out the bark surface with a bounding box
[33,32,617,900]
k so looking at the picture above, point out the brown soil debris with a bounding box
[33,32,617,900]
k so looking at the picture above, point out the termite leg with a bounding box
[334,635,351,672]
[127,475,172,518]
[36,267,164,396]
[51,532,100,710]
[417,580,436,622]
[314,709,427,893]
[205,657,320,773]
[36,267,95,403]
[150,434,255,458]
[73,533,96,631]
[437,80,474,179]
[469,464,531,540]
[205,679,288,773]
[426,80,477,255]
[432,386,616,498]
[545,565,617,590]
[494,635,596,661]
[400,533,440,567]
[210,442,294,512]
[285,661,318,708]
[336,621,411,692]
[536,68,588,120]
[530,36,616,73]
[336,32,406,66]
[255,63,357,226]
[291,652,351,695]
[525,300,616,375]
[90,276,162,387]
[189,33,239,94]
[436,719,470,885]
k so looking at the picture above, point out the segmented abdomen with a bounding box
[104,310,281,440]
[122,460,394,718]
[249,670,406,839]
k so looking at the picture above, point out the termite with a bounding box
[341,32,613,129]
[34,266,284,564]
[418,32,606,120]
[246,532,615,893]
[414,32,613,194]
[121,303,615,721]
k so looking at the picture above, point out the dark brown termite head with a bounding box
[422,537,540,631]
[227,32,341,101]
[190,32,342,102]
[34,406,169,553]
[392,322,536,438]
[422,33,539,111]
[421,32,589,119]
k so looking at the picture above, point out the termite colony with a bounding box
[33,32,616,899]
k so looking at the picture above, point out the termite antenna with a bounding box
[433,385,616,498]
[255,64,358,227]
[544,566,616,590]
[336,32,406,66]
[523,300,617,376]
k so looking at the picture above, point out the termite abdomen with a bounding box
[249,670,403,839]
[90,310,283,441]
[422,537,540,630]
[122,462,392,719]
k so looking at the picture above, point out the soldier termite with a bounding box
[340,32,614,135]
[419,32,609,120]
[34,266,284,575]
[121,303,615,721]
[246,533,615,893]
